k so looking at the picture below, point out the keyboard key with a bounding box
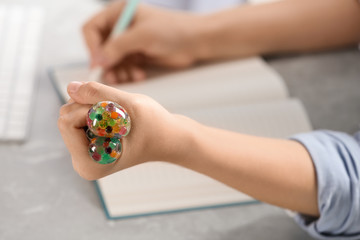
[0,5,43,141]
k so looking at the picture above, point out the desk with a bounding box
[1,0,359,239]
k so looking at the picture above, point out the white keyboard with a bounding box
[0,6,44,141]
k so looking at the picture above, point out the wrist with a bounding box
[187,6,274,61]
[187,12,243,61]
[162,114,200,166]
[184,14,220,62]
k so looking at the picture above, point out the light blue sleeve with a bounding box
[290,130,360,240]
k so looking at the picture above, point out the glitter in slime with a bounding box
[87,101,131,138]
[87,133,122,164]
[86,101,131,164]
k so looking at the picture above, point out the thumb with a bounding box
[99,29,147,69]
[67,81,130,105]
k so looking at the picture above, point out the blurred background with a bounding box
[0,0,359,239]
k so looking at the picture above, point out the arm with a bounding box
[197,0,360,59]
[173,117,319,216]
[59,82,319,216]
[82,0,360,83]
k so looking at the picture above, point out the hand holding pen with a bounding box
[82,1,206,84]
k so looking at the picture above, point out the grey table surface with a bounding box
[1,0,359,239]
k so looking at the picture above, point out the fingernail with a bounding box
[133,69,146,82]
[68,81,83,94]
[105,72,117,84]
[93,52,108,67]
[92,57,103,67]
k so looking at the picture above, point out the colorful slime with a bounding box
[87,101,131,138]
[86,101,131,164]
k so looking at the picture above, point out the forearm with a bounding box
[195,0,360,60]
[171,117,319,216]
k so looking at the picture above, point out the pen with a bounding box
[88,0,140,82]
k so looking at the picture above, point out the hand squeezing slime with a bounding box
[86,101,131,164]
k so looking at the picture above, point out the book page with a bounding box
[48,63,88,103]
[118,57,288,111]
[49,57,288,110]
[178,98,311,138]
[98,99,312,218]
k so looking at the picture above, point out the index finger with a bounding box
[82,1,126,63]
[67,81,132,107]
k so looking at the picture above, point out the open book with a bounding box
[49,57,312,219]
